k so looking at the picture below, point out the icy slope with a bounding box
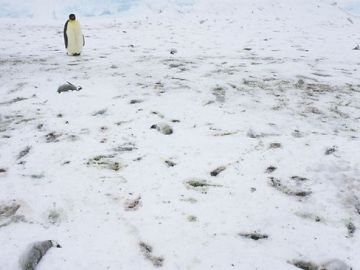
[0,0,360,269]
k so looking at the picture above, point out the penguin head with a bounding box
[69,14,76,21]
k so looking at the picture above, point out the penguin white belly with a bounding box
[66,21,83,55]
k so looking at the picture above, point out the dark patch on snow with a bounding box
[210,166,226,177]
[213,131,238,136]
[239,232,268,241]
[355,197,360,215]
[0,215,26,228]
[0,203,20,218]
[151,123,173,135]
[187,215,197,222]
[321,259,352,270]
[185,179,221,193]
[296,212,322,223]
[87,155,122,171]
[306,106,323,114]
[124,196,142,211]
[265,166,277,174]
[113,143,137,153]
[169,63,184,69]
[45,132,62,143]
[47,210,61,225]
[291,260,318,270]
[139,242,164,267]
[292,130,304,138]
[187,179,211,188]
[247,130,280,139]
[269,142,282,149]
[291,259,352,270]
[151,111,165,119]
[29,174,44,179]
[247,129,261,138]
[291,176,309,182]
[0,97,28,106]
[204,100,215,106]
[92,109,107,116]
[0,202,26,228]
[18,146,31,160]
[269,177,312,197]
[212,86,226,103]
[311,73,332,78]
[325,146,337,155]
[346,222,356,238]
[100,126,108,132]
[164,160,176,167]
[295,79,305,88]
[129,99,144,104]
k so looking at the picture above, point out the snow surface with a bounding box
[1,0,360,18]
[0,0,360,269]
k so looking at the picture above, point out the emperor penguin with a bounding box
[64,14,85,56]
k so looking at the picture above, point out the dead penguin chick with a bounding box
[151,123,173,135]
[57,82,82,93]
[21,240,61,270]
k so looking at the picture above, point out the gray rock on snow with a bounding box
[20,240,61,270]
